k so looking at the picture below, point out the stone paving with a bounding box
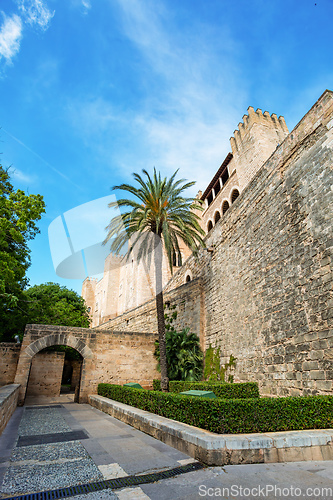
[0,399,193,499]
[0,399,333,499]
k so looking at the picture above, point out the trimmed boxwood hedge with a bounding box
[98,383,333,434]
[152,379,259,398]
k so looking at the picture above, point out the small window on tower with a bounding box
[231,189,240,203]
[222,201,230,214]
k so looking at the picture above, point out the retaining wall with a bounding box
[89,395,333,466]
[0,384,20,436]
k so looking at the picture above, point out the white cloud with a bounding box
[10,167,35,184]
[68,0,245,193]
[0,2,54,72]
[82,0,91,11]
[17,0,54,31]
[0,13,22,64]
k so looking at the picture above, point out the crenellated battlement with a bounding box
[230,106,288,154]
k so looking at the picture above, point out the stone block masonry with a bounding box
[26,351,65,397]
[94,90,333,398]
[14,324,159,404]
[163,89,333,397]
[97,278,205,347]
[0,343,21,387]
[0,384,20,436]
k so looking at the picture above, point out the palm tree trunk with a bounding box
[154,235,169,392]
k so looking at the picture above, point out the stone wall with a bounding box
[97,278,205,348]
[0,343,21,387]
[93,90,333,398]
[26,351,65,397]
[163,89,333,396]
[82,240,180,328]
[14,324,160,404]
[0,384,20,436]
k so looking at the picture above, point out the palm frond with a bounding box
[104,168,206,270]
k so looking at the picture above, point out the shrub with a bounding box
[204,344,236,382]
[152,380,259,398]
[153,379,162,391]
[154,327,203,381]
[98,383,333,434]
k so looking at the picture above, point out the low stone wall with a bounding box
[89,394,333,466]
[0,384,20,436]
[0,343,21,386]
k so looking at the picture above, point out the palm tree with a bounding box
[104,168,205,391]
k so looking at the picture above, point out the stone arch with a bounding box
[231,188,240,204]
[207,220,213,232]
[15,333,94,405]
[214,211,221,224]
[24,334,94,360]
[222,200,230,215]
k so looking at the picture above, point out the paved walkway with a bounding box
[0,398,333,499]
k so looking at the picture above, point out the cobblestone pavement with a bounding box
[1,400,333,500]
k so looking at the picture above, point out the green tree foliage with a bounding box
[0,165,45,341]
[104,168,205,391]
[25,282,91,329]
[154,328,203,381]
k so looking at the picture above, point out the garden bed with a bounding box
[98,383,333,434]
[153,379,259,398]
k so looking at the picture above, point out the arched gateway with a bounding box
[14,324,159,405]
[14,328,94,405]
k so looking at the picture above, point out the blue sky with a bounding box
[1,0,332,295]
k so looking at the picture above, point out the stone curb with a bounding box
[89,395,333,466]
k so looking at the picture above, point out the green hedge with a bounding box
[152,379,259,398]
[98,383,333,434]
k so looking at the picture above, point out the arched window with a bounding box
[231,189,240,203]
[222,201,230,215]
[207,220,213,232]
[184,270,192,284]
[214,211,221,224]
